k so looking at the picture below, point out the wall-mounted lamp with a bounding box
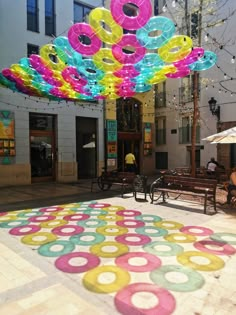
[208,97,220,121]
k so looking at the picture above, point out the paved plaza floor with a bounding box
[0,181,236,315]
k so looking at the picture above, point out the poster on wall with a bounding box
[106,120,117,168]
[0,111,15,157]
[143,123,152,156]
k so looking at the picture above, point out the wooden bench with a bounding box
[91,171,136,197]
[151,175,217,214]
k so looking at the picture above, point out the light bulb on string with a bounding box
[162,5,167,12]
[224,73,227,80]
[172,0,176,8]
[231,56,235,64]
[204,34,209,42]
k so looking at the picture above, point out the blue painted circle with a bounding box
[143,241,184,256]
[38,240,75,257]
[135,226,168,237]
[135,214,162,223]
[77,219,107,228]
[70,232,105,246]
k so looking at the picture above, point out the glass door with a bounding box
[30,132,55,182]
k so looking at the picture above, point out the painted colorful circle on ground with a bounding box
[103,206,125,212]
[115,233,151,246]
[210,232,236,245]
[150,264,205,292]
[0,219,28,229]
[154,220,184,230]
[83,265,131,293]
[55,252,100,273]
[88,203,111,208]
[84,209,108,216]
[144,241,184,257]
[116,219,145,228]
[39,206,64,213]
[180,226,214,236]
[135,214,162,223]
[17,211,42,218]
[194,240,236,256]
[97,214,123,221]
[136,226,168,237]
[115,252,162,272]
[63,214,90,221]
[21,232,57,246]
[90,241,129,258]
[52,224,84,236]
[40,219,68,229]
[9,224,41,236]
[38,240,75,257]
[70,232,105,246]
[116,210,142,217]
[114,282,176,315]
[96,225,128,236]
[177,251,225,271]
[29,215,56,223]
[164,233,197,243]
[77,219,107,228]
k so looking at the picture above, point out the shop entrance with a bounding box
[29,113,56,182]
[118,137,140,173]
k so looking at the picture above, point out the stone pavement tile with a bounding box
[0,284,107,315]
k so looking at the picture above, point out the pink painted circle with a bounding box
[112,34,146,64]
[88,203,111,208]
[115,233,151,246]
[55,252,100,273]
[115,282,176,315]
[52,224,84,236]
[110,0,152,30]
[39,206,64,213]
[29,215,55,223]
[68,23,102,56]
[9,224,41,236]
[194,240,236,256]
[180,226,213,236]
[116,210,142,217]
[63,214,90,221]
[116,219,145,228]
[115,252,162,272]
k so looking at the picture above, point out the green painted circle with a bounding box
[150,264,205,292]
[70,232,105,246]
[143,241,184,256]
[17,211,42,218]
[135,226,168,237]
[77,219,107,228]
[38,240,75,257]
[84,209,108,216]
[135,214,162,223]
[0,219,28,229]
[210,233,236,245]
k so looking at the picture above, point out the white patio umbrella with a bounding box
[202,126,236,143]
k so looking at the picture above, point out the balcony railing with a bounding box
[179,87,193,104]
[179,126,200,144]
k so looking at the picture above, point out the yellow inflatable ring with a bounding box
[89,8,123,44]
[83,265,130,293]
[159,35,192,63]
[40,44,66,71]
[177,251,225,271]
[93,48,122,72]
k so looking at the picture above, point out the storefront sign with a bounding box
[107,120,117,142]
[107,142,117,158]
[143,123,152,156]
[0,110,15,157]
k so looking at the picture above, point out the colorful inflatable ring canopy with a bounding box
[0,0,217,101]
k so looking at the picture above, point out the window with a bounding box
[45,0,55,36]
[27,0,39,32]
[155,152,168,169]
[27,44,39,57]
[179,74,200,104]
[179,116,200,144]
[116,98,141,132]
[155,117,166,145]
[191,12,199,39]
[74,2,93,23]
[155,82,166,108]
[154,0,167,15]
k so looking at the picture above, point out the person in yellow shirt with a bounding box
[125,152,137,173]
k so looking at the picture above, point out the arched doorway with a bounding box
[116,98,142,172]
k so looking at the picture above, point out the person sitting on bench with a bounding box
[227,167,236,204]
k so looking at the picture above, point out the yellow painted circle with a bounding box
[103,206,125,212]
[177,251,225,271]
[154,220,184,230]
[0,215,18,222]
[164,233,197,243]
[40,219,68,229]
[83,265,130,293]
[21,232,57,246]
[159,35,192,63]
[97,214,123,221]
[89,8,123,44]
[90,241,129,258]
[96,225,128,236]
[52,210,75,216]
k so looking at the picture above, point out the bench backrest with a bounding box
[162,175,217,194]
[118,172,136,183]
